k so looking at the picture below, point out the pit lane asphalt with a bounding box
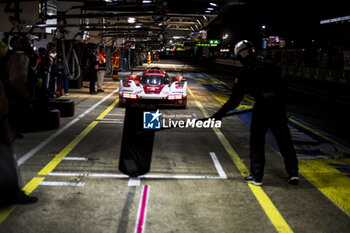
[0,60,349,233]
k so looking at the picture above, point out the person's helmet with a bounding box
[234,40,255,63]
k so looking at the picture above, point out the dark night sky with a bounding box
[207,0,350,48]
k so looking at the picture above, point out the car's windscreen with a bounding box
[147,70,161,73]
[141,75,169,85]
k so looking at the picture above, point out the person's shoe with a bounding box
[15,191,38,205]
[64,93,69,96]
[244,175,263,186]
[288,176,299,185]
[89,91,98,95]
[97,89,104,92]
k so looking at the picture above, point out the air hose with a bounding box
[61,40,81,80]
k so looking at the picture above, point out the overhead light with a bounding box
[128,17,136,23]
[135,25,141,28]
[205,11,211,13]
[142,0,152,3]
[207,8,214,10]
[209,3,217,7]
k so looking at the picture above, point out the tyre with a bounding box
[178,97,187,109]
[43,108,60,130]
[18,107,60,132]
[119,97,126,107]
[52,99,75,117]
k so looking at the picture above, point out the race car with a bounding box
[119,67,187,108]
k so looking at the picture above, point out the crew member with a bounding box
[97,46,106,92]
[147,51,151,65]
[111,48,120,80]
[0,38,38,206]
[212,40,299,186]
[88,48,98,94]
[155,52,160,63]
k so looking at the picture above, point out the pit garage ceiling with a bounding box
[0,0,243,47]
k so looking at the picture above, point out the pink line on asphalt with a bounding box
[136,185,150,233]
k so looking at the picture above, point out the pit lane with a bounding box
[1,60,350,233]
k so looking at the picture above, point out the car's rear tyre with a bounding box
[179,97,187,109]
[119,98,126,107]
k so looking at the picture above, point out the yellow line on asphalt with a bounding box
[289,118,350,153]
[195,72,350,217]
[0,205,16,224]
[288,118,350,216]
[0,98,119,224]
[0,177,45,223]
[211,92,229,104]
[299,158,350,216]
[38,98,119,176]
[22,177,46,195]
[37,121,99,175]
[188,88,293,233]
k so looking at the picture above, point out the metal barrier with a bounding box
[281,65,350,85]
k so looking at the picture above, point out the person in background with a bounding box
[87,48,98,95]
[45,42,57,100]
[156,52,160,63]
[97,46,106,92]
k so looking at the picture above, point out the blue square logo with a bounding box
[143,110,161,129]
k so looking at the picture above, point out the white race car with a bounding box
[119,67,187,108]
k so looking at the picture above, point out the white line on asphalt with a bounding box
[106,113,125,116]
[48,172,225,180]
[99,118,124,121]
[48,172,129,178]
[128,177,141,186]
[138,174,225,180]
[62,157,89,161]
[99,121,124,124]
[210,152,228,179]
[17,88,119,166]
[39,181,85,187]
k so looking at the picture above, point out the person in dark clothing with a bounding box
[87,49,98,94]
[212,40,299,186]
[0,38,38,206]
